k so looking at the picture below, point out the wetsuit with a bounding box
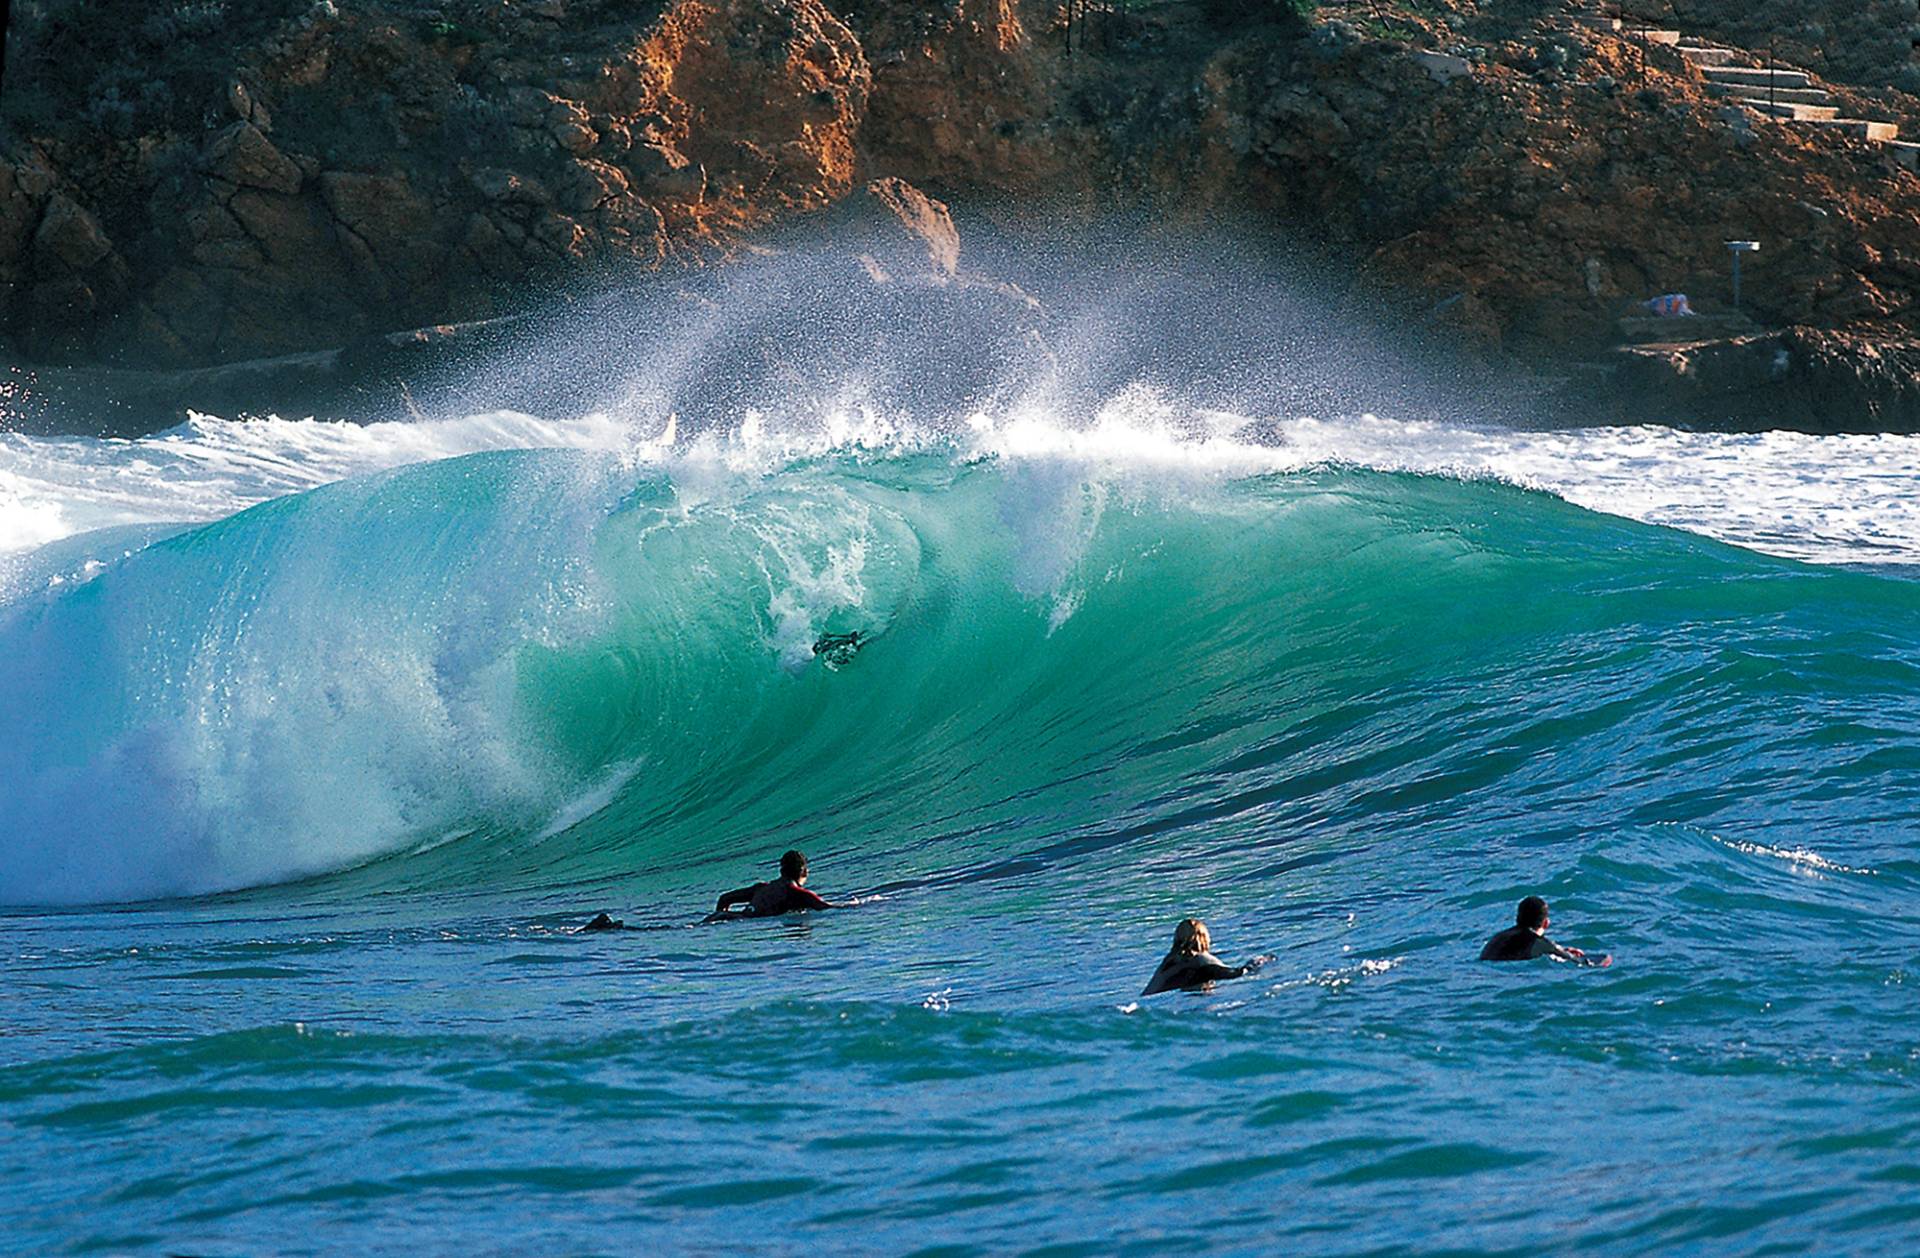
[713,878,831,918]
[1479,926,1560,961]
[1141,950,1256,996]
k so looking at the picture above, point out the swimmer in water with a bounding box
[580,912,624,932]
[708,850,835,920]
[1479,896,1610,966]
[1140,919,1271,996]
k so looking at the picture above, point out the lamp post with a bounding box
[1725,240,1760,310]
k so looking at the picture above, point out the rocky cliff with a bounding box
[6,0,1920,431]
[3,0,872,364]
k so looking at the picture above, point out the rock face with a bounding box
[1611,329,1920,432]
[842,176,962,281]
[0,0,873,366]
[1199,21,1920,357]
[8,0,1920,422]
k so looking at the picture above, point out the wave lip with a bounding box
[13,398,1920,567]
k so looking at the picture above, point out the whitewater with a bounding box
[4,382,1920,1253]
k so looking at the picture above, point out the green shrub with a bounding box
[3,0,312,134]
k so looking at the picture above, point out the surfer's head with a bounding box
[1517,896,1549,931]
[1171,918,1210,957]
[780,850,809,884]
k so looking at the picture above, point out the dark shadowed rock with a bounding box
[1610,328,1920,432]
[32,196,114,272]
[203,123,304,195]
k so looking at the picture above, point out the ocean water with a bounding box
[4,400,1920,1255]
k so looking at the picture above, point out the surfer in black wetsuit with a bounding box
[1479,896,1609,966]
[708,850,836,920]
[1141,919,1271,996]
[812,630,865,667]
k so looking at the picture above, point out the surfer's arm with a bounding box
[1547,941,1606,966]
[714,886,754,913]
[1192,950,1265,983]
[1233,953,1275,978]
[790,886,833,911]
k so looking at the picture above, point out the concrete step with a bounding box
[1891,140,1920,169]
[1704,66,1815,89]
[1720,83,1833,106]
[1678,46,1744,67]
[1799,118,1900,142]
[1630,28,1683,45]
[1750,101,1841,121]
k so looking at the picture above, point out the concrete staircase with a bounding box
[1553,3,1914,164]
[1686,53,1913,156]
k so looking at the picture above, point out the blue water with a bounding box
[4,427,1920,1255]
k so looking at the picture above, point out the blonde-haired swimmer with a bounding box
[1141,918,1271,996]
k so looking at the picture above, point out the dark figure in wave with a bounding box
[1141,919,1270,996]
[812,630,865,668]
[708,850,836,921]
[1480,896,1610,966]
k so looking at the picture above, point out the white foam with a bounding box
[1277,415,1920,567]
[0,409,635,557]
[1266,955,1406,994]
[1715,835,1876,877]
[9,396,1920,590]
[965,396,1920,568]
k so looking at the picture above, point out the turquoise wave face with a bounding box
[4,446,1919,908]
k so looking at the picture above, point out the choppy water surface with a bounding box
[3,403,1920,1255]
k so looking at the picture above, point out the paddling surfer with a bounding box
[708,850,836,920]
[1141,919,1270,996]
[1479,896,1610,966]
